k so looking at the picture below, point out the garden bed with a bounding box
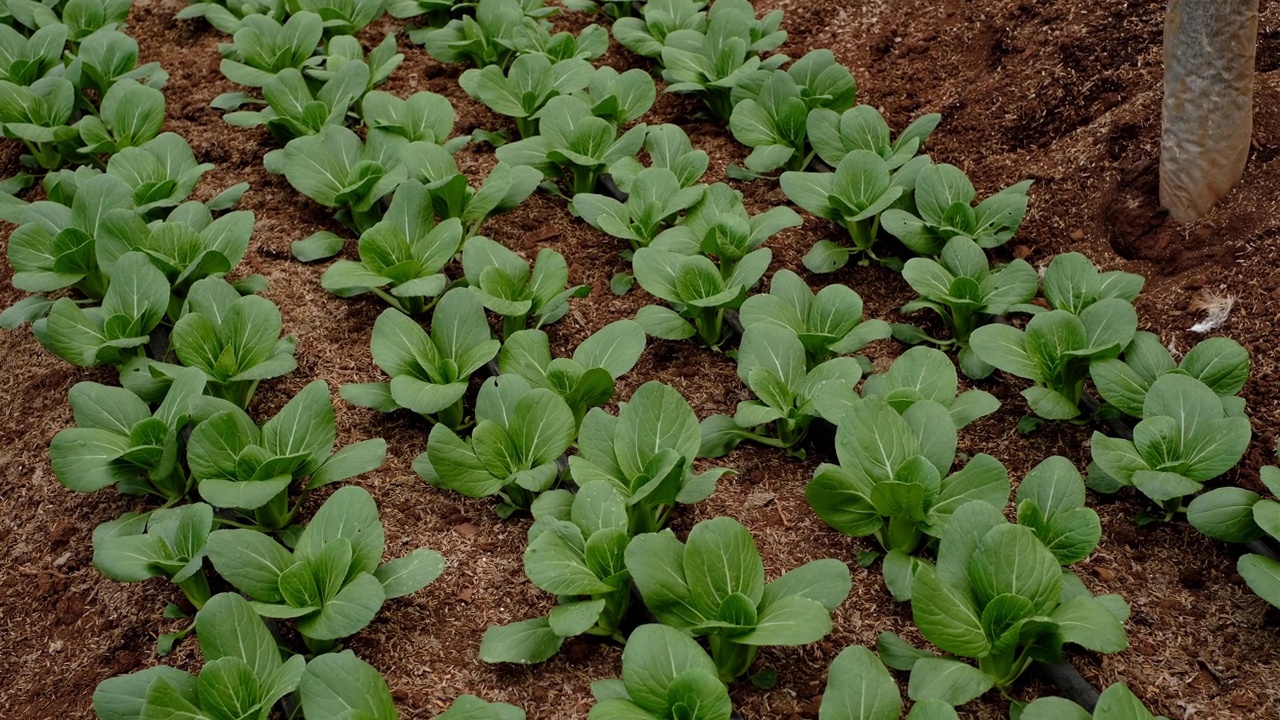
[3,0,1280,717]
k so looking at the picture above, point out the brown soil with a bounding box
[3,0,1280,718]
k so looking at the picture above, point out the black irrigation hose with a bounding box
[1040,662,1102,711]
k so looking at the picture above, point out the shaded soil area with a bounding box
[3,0,1280,718]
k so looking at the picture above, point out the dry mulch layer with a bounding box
[3,0,1280,718]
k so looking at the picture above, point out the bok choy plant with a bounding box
[626,516,851,682]
[587,623,731,720]
[188,380,387,530]
[605,122,709,194]
[570,381,732,533]
[461,235,587,337]
[206,486,443,651]
[341,291,500,428]
[480,484,635,663]
[1090,331,1248,419]
[416,375,577,516]
[880,163,1032,256]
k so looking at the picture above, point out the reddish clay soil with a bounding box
[3,0,1280,718]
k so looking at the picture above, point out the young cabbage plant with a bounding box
[306,33,404,89]
[1010,251,1145,317]
[738,269,891,368]
[35,251,170,368]
[321,186,464,316]
[1090,373,1251,519]
[495,94,647,196]
[575,65,656,128]
[95,201,254,306]
[816,645,960,720]
[418,0,604,66]
[481,484,634,664]
[384,0,476,27]
[360,89,460,147]
[3,172,136,324]
[188,380,388,531]
[301,651,529,720]
[627,516,852,683]
[563,0,639,20]
[461,235,587,338]
[393,147,541,238]
[0,76,82,171]
[415,375,577,517]
[1091,331,1249,419]
[861,347,1001,430]
[880,163,1033,256]
[163,276,298,408]
[651,181,801,265]
[658,0,787,120]
[222,62,368,142]
[1021,683,1168,720]
[92,503,216,653]
[970,304,1138,420]
[340,292,500,429]
[569,381,732,534]
[807,104,941,169]
[611,0,706,58]
[1188,441,1280,611]
[1014,456,1104,568]
[206,486,444,652]
[898,235,1039,379]
[780,150,904,272]
[570,167,705,254]
[0,19,67,85]
[74,78,166,157]
[889,502,1128,702]
[51,367,207,502]
[728,49,858,174]
[606,122,709,194]
[91,593,306,720]
[587,624,732,720]
[73,27,169,92]
[177,0,287,35]
[217,11,325,88]
[498,318,647,426]
[806,396,1010,587]
[288,0,384,36]
[101,133,218,217]
[275,124,407,235]
[632,243,768,349]
[459,54,594,139]
[699,325,863,458]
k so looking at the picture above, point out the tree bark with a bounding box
[1160,0,1258,223]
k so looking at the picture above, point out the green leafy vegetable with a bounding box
[1021,682,1168,720]
[459,53,594,138]
[606,122,709,194]
[627,516,851,682]
[970,302,1137,418]
[587,623,731,720]
[481,484,634,662]
[728,49,858,174]
[896,502,1128,698]
[807,104,940,169]
[880,163,1032,255]
[658,0,786,119]
[92,593,306,720]
[416,374,576,516]
[188,380,387,530]
[52,367,206,500]
[1010,251,1145,317]
[1091,373,1252,517]
[496,94,647,195]
[223,62,368,142]
[321,184,463,315]
[1091,331,1248,419]
[341,291,500,428]
[217,12,324,87]
[861,346,1001,430]
[93,503,215,623]
[632,242,767,349]
[206,485,443,650]
[570,167,706,251]
[739,269,891,368]
[611,0,706,58]
[806,395,1010,563]
[461,235,587,338]
[276,124,407,233]
[700,324,862,457]
[900,235,1039,379]
[499,318,647,425]
[569,381,731,533]
[780,150,906,272]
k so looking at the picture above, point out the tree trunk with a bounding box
[1160,0,1258,223]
